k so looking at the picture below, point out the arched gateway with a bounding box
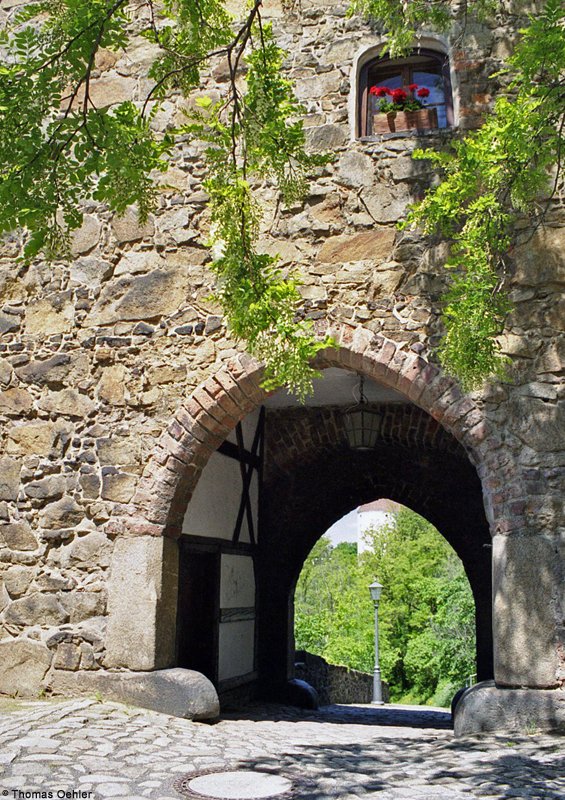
[99,325,563,734]
[1,0,563,737]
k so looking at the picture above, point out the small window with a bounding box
[358,49,454,137]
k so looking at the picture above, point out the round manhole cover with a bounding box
[175,770,293,800]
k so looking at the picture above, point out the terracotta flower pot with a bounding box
[372,107,438,134]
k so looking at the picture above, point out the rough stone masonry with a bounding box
[0,0,563,732]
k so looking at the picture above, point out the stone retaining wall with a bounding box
[295,650,390,706]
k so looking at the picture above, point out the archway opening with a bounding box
[293,501,478,708]
[173,366,493,709]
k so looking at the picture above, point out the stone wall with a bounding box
[295,650,389,706]
[0,0,563,698]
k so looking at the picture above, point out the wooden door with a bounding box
[176,544,220,684]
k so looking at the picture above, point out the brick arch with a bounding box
[115,324,507,540]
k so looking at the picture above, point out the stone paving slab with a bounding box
[0,699,563,800]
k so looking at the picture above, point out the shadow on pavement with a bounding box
[233,739,565,799]
[221,702,453,730]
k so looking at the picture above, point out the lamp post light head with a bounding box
[369,580,383,603]
[343,374,382,450]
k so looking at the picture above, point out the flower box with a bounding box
[372,107,438,134]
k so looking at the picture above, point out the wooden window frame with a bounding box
[358,48,454,137]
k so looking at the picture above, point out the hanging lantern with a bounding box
[342,374,382,450]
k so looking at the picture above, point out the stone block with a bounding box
[96,365,127,405]
[0,521,38,551]
[0,388,33,416]
[305,124,348,150]
[114,250,165,276]
[48,667,219,720]
[68,531,113,569]
[3,565,35,598]
[514,226,565,286]
[6,421,71,457]
[361,186,411,223]
[3,592,69,626]
[0,639,52,696]
[0,311,19,334]
[323,37,361,64]
[0,578,9,612]
[111,206,155,244]
[105,536,178,670]
[59,591,106,623]
[506,396,565,453]
[70,257,113,288]
[34,569,75,592]
[318,229,395,264]
[77,75,136,109]
[454,681,565,735]
[79,472,101,500]
[79,642,97,670]
[24,475,67,501]
[0,456,21,501]
[96,436,142,467]
[257,238,303,265]
[70,215,101,254]
[37,389,95,418]
[101,472,137,503]
[53,643,81,671]
[493,533,561,688]
[25,297,74,335]
[85,269,190,326]
[0,358,13,386]
[15,354,72,386]
[39,497,84,530]
[337,151,375,188]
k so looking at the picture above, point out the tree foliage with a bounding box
[0,0,563,393]
[349,0,497,56]
[400,0,565,389]
[294,509,476,705]
[0,0,330,399]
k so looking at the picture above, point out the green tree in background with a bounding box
[294,508,476,706]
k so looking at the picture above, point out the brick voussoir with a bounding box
[214,371,257,410]
[175,409,220,452]
[202,384,242,426]
[186,406,231,440]
[419,375,457,414]
[192,387,231,423]
[168,419,191,443]
[336,324,356,348]
[372,340,398,380]
[207,374,253,417]
[396,355,431,399]
[236,370,268,405]
[386,350,411,389]
[350,326,374,356]
[445,396,478,424]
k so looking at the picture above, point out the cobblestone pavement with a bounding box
[0,698,563,800]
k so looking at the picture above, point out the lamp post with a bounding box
[369,580,384,705]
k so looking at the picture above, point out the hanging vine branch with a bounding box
[0,0,330,400]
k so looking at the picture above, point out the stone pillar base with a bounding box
[453,681,565,736]
[48,667,220,721]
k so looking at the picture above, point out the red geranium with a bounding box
[391,88,408,103]
[408,83,418,91]
[417,87,430,98]
[369,86,391,97]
